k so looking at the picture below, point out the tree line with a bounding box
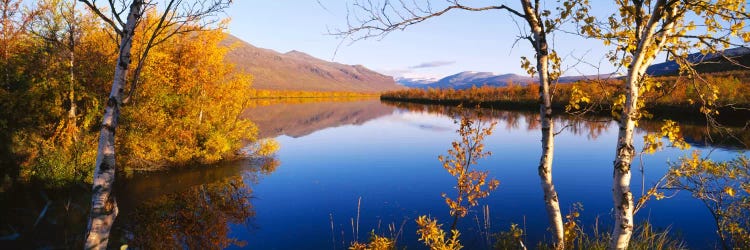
[381,71,750,119]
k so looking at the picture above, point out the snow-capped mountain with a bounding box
[395,77,440,87]
[400,71,613,89]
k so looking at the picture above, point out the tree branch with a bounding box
[78,0,123,35]
[332,0,524,42]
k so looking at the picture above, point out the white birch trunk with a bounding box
[67,23,76,129]
[610,2,677,249]
[536,48,565,250]
[536,54,564,250]
[610,72,638,250]
[520,1,565,248]
[84,1,142,249]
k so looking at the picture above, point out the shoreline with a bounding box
[380,96,750,127]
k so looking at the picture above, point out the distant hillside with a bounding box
[221,34,403,92]
[400,71,613,89]
[646,47,750,76]
[395,77,439,88]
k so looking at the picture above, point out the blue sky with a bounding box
[223,1,675,79]
[225,0,620,79]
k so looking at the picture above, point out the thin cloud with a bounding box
[378,69,413,77]
[409,61,456,69]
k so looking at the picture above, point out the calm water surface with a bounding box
[2,99,747,249]
[236,99,745,249]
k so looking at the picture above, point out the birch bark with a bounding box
[520,1,565,248]
[610,1,677,248]
[83,1,142,249]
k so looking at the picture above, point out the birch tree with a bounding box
[576,1,750,249]
[334,1,590,248]
[78,0,230,249]
[30,0,87,140]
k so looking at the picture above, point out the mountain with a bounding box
[221,34,403,92]
[395,77,440,88]
[646,46,750,76]
[401,71,613,89]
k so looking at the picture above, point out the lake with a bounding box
[1,98,747,249]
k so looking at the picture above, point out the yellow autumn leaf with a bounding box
[725,187,736,197]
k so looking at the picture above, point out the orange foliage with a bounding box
[382,71,750,114]
[121,20,256,169]
[439,108,499,229]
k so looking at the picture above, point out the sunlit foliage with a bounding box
[416,216,463,250]
[118,18,257,168]
[382,71,750,116]
[439,109,499,228]
[665,152,750,249]
[1,0,113,185]
[0,2,264,184]
[251,139,280,157]
[633,119,692,213]
[642,120,690,155]
[528,203,686,250]
[348,231,396,250]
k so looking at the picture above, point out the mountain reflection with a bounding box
[241,98,394,138]
[240,98,747,149]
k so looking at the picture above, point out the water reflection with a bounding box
[0,183,90,248]
[0,156,278,249]
[234,100,747,249]
[241,98,394,138]
[381,100,750,150]
[242,98,747,150]
[113,157,278,249]
[120,176,253,249]
[2,99,748,249]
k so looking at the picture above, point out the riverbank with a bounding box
[380,95,750,126]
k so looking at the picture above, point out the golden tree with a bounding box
[575,1,750,248]
[78,0,231,248]
[438,109,499,230]
[665,153,750,249]
[121,22,256,168]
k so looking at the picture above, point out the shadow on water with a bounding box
[0,181,90,249]
[0,156,279,249]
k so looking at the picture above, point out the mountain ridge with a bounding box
[221,34,404,92]
[646,47,750,76]
[398,71,614,89]
[399,47,750,89]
